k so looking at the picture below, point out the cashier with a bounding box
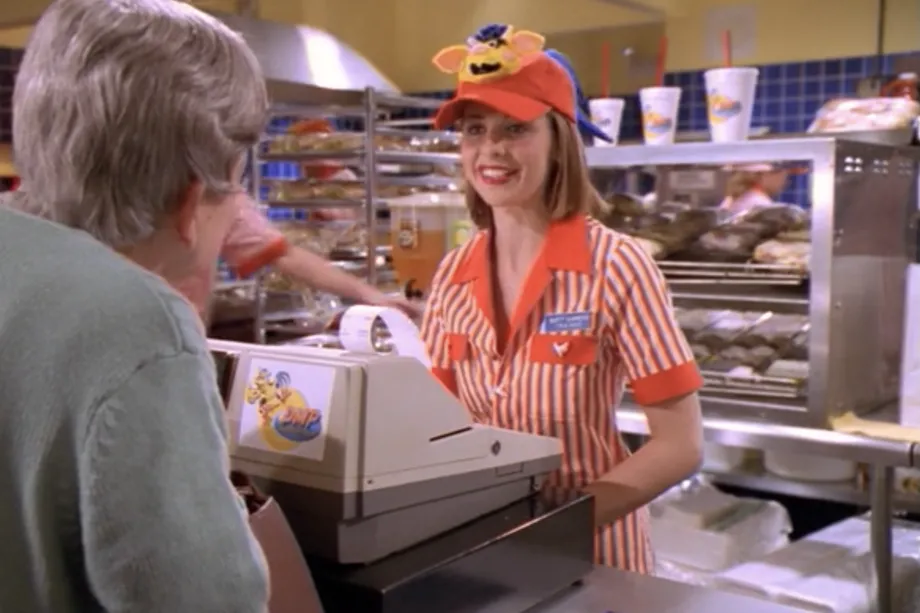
[174,117,420,320]
[718,163,790,216]
[422,25,704,573]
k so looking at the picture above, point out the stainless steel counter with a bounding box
[614,404,916,467]
[613,404,902,613]
[533,566,806,612]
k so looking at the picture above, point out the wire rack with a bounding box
[248,88,460,343]
[659,260,808,286]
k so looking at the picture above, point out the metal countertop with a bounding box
[531,566,807,613]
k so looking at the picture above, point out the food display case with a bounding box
[587,137,919,428]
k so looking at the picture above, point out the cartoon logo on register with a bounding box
[641,108,673,135]
[244,368,323,452]
[707,91,743,124]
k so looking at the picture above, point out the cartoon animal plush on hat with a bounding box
[432,23,545,83]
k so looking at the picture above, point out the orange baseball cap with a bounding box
[431,25,576,129]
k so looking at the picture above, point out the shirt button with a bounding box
[491,386,507,398]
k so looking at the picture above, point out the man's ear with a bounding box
[174,180,206,246]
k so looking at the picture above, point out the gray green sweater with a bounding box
[0,208,269,612]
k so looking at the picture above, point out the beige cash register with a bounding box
[209,339,563,564]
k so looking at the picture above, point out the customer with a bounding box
[0,0,270,611]
[425,24,704,572]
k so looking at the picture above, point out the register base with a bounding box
[308,491,594,613]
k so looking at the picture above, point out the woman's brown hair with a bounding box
[464,111,606,229]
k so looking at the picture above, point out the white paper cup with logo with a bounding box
[639,87,681,145]
[588,98,625,146]
[704,67,759,142]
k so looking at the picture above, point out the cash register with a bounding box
[210,340,595,613]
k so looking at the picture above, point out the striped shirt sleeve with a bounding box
[604,236,702,406]
[420,259,458,395]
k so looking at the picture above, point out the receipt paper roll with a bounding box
[338,305,431,368]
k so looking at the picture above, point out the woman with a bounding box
[718,163,790,216]
[423,25,704,573]
[0,1,269,611]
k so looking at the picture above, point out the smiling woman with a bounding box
[420,24,705,575]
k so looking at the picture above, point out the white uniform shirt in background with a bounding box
[718,189,774,217]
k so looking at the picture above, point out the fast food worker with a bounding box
[178,118,421,320]
[420,24,704,573]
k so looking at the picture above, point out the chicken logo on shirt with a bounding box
[244,368,322,451]
[432,23,545,84]
[707,90,743,124]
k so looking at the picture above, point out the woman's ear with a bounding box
[173,181,206,247]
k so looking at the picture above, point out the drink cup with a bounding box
[704,67,759,142]
[588,98,625,146]
[639,87,681,145]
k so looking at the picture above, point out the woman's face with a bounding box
[459,105,552,211]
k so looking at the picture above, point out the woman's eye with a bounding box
[506,123,527,135]
[463,124,485,136]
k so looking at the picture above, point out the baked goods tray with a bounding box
[700,369,805,399]
[659,260,807,286]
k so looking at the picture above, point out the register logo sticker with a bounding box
[239,359,335,459]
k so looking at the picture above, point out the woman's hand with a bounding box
[582,481,645,527]
[358,286,424,319]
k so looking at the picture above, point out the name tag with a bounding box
[541,311,592,333]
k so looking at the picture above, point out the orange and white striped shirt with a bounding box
[420,214,702,573]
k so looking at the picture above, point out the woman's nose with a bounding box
[481,130,508,154]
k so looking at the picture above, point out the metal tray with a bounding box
[659,260,809,286]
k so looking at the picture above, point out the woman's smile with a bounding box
[476,164,519,186]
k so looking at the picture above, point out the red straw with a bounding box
[655,35,668,86]
[722,30,732,67]
[600,42,611,98]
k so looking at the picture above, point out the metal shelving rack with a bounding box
[249,87,460,344]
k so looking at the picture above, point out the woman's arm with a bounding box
[586,237,704,526]
[586,392,703,525]
[223,200,420,317]
[80,351,270,612]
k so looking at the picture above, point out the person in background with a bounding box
[175,116,419,320]
[0,0,271,611]
[718,162,790,215]
[424,24,703,573]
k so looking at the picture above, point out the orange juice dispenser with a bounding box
[388,192,472,296]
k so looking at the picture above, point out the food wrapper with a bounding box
[808,97,920,133]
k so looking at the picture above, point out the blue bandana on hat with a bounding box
[543,48,613,144]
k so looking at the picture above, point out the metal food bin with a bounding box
[587,137,919,429]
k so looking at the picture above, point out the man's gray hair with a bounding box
[11,0,269,247]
